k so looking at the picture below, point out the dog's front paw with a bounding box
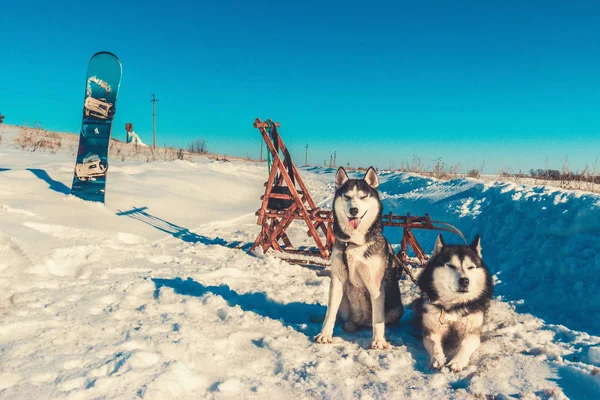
[314,333,333,344]
[429,353,447,369]
[370,338,390,350]
[446,356,469,372]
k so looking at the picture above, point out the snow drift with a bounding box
[375,171,600,336]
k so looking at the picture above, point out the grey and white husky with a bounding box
[416,234,493,371]
[314,167,403,349]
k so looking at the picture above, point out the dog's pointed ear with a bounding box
[470,234,482,257]
[432,234,445,256]
[335,167,349,189]
[364,166,378,189]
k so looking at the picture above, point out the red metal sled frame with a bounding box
[250,118,465,265]
[251,118,334,259]
[381,212,465,264]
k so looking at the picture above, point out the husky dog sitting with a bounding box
[416,234,493,371]
[314,167,403,349]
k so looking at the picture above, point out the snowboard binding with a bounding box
[84,96,114,119]
[75,158,108,180]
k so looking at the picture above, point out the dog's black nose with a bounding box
[349,207,359,216]
[459,278,470,287]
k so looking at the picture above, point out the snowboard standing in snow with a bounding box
[70,51,122,203]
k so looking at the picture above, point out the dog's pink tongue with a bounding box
[349,217,361,230]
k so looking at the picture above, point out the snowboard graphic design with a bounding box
[70,52,122,203]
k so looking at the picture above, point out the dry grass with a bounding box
[9,124,260,164]
[108,141,259,164]
[108,140,188,162]
[383,155,600,194]
[14,122,74,154]
[495,156,600,193]
[393,156,463,180]
[397,155,425,174]
[12,123,187,161]
[13,124,596,193]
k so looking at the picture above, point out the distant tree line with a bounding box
[530,168,600,184]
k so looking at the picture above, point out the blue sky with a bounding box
[1,0,599,172]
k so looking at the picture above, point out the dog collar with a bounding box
[338,238,357,247]
[438,308,447,324]
[425,297,448,324]
[430,302,448,324]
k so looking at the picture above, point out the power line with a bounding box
[0,87,77,105]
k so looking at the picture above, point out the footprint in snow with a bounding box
[116,232,145,245]
[148,255,174,264]
[41,246,99,278]
[0,203,36,217]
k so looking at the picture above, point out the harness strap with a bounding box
[265,121,273,175]
[388,244,419,285]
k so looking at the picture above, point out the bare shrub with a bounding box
[449,162,461,179]
[465,160,485,179]
[188,139,208,154]
[497,166,512,180]
[560,156,572,190]
[432,158,451,179]
[466,169,479,178]
[410,155,423,173]
[589,157,600,191]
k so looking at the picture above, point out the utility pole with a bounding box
[305,144,308,166]
[260,140,263,161]
[150,93,159,149]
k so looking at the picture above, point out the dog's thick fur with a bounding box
[314,167,403,349]
[415,234,493,371]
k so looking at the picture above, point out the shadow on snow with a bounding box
[27,168,71,195]
[152,277,324,338]
[117,206,252,250]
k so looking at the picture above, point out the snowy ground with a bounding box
[1,124,599,399]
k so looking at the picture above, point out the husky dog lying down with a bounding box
[415,234,493,371]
